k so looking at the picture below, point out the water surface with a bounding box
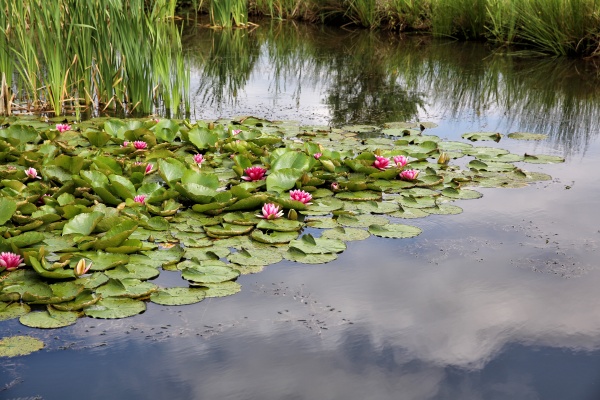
[3,21,600,400]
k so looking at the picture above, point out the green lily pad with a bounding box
[95,278,157,298]
[255,219,303,232]
[104,264,160,280]
[368,223,422,238]
[388,207,430,219]
[462,132,502,142]
[227,247,283,266]
[423,204,463,215]
[0,198,17,226]
[321,227,370,241]
[84,297,146,319]
[508,132,548,140]
[0,336,44,357]
[192,281,241,298]
[52,290,100,311]
[337,214,389,228]
[19,307,79,329]
[284,247,339,264]
[181,262,240,284]
[150,287,206,306]
[0,302,31,321]
[441,188,483,200]
[288,234,346,254]
[250,229,299,244]
[523,154,565,164]
[62,211,104,236]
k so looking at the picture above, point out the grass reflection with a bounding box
[184,22,600,151]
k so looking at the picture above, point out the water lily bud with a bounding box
[208,122,215,130]
[74,258,92,277]
[437,152,450,165]
[321,159,336,172]
[287,209,298,221]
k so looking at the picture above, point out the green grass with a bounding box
[0,0,189,116]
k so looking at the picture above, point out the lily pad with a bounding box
[0,336,44,357]
[0,302,31,321]
[192,281,241,298]
[321,227,370,241]
[19,307,79,328]
[84,297,146,319]
[508,132,548,140]
[284,247,339,264]
[368,223,422,238]
[150,287,206,306]
[227,247,283,266]
[181,262,240,284]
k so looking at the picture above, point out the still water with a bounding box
[3,21,600,400]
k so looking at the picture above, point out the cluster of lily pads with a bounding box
[0,116,563,330]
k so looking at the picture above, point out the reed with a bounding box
[209,0,248,27]
[0,0,189,116]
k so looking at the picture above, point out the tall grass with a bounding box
[225,0,600,57]
[0,0,189,116]
[209,0,248,27]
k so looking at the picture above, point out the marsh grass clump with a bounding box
[0,0,189,117]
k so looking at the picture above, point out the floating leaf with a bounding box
[0,198,17,226]
[0,336,44,357]
[523,154,565,164]
[62,212,104,236]
[250,230,299,244]
[0,302,31,321]
[289,234,346,254]
[462,132,502,142]
[19,307,79,329]
[284,247,338,264]
[181,262,240,284]
[193,281,241,298]
[84,297,146,319]
[150,287,206,306]
[227,247,283,266]
[508,132,548,140]
[368,223,422,238]
[321,227,370,241]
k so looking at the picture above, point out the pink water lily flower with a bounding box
[56,123,71,133]
[145,163,153,175]
[393,155,408,167]
[121,141,130,147]
[313,152,322,160]
[74,258,92,277]
[257,203,284,220]
[194,153,204,165]
[0,252,25,271]
[133,141,147,150]
[331,182,339,191]
[290,189,313,205]
[25,167,41,179]
[372,155,390,170]
[399,169,419,181]
[134,195,146,204]
[242,166,267,181]
[232,129,242,135]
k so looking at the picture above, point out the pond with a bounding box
[3,20,600,400]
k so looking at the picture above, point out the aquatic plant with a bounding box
[373,156,391,170]
[0,252,24,272]
[0,116,563,328]
[289,189,313,205]
[399,169,419,180]
[242,166,268,181]
[257,203,284,219]
[0,0,189,116]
